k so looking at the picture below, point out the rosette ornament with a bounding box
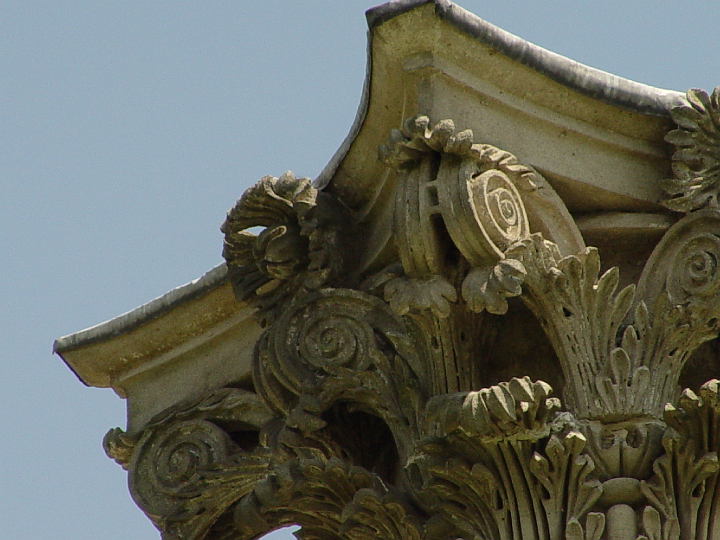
[663,87,720,212]
[222,172,353,325]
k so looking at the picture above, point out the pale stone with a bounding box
[56,1,720,539]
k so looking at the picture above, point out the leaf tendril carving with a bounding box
[222,171,355,326]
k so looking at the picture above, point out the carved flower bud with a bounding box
[462,259,526,314]
[384,275,457,318]
[253,222,308,280]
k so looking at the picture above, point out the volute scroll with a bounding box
[380,115,543,274]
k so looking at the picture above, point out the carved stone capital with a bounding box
[96,92,720,539]
[48,1,720,536]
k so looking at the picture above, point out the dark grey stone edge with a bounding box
[314,32,372,190]
[53,263,228,355]
[314,1,419,190]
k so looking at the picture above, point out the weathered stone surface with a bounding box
[55,1,720,539]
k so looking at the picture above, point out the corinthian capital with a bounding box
[56,3,720,540]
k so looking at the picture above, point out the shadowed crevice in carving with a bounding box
[322,403,401,487]
[681,338,720,393]
[226,428,261,455]
[481,297,565,399]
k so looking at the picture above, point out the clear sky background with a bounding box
[1,1,719,539]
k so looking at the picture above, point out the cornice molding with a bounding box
[366,0,682,116]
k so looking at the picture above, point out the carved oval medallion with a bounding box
[440,161,529,266]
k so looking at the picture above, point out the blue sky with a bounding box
[1,1,718,539]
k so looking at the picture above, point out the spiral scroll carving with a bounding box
[260,291,375,390]
[437,156,530,266]
[458,166,529,258]
[129,419,236,518]
[638,209,720,306]
[437,158,530,266]
[295,307,373,372]
[254,288,422,425]
[380,116,532,270]
[670,233,720,300]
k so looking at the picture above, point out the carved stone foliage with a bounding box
[663,88,720,213]
[221,171,357,326]
[108,108,720,540]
